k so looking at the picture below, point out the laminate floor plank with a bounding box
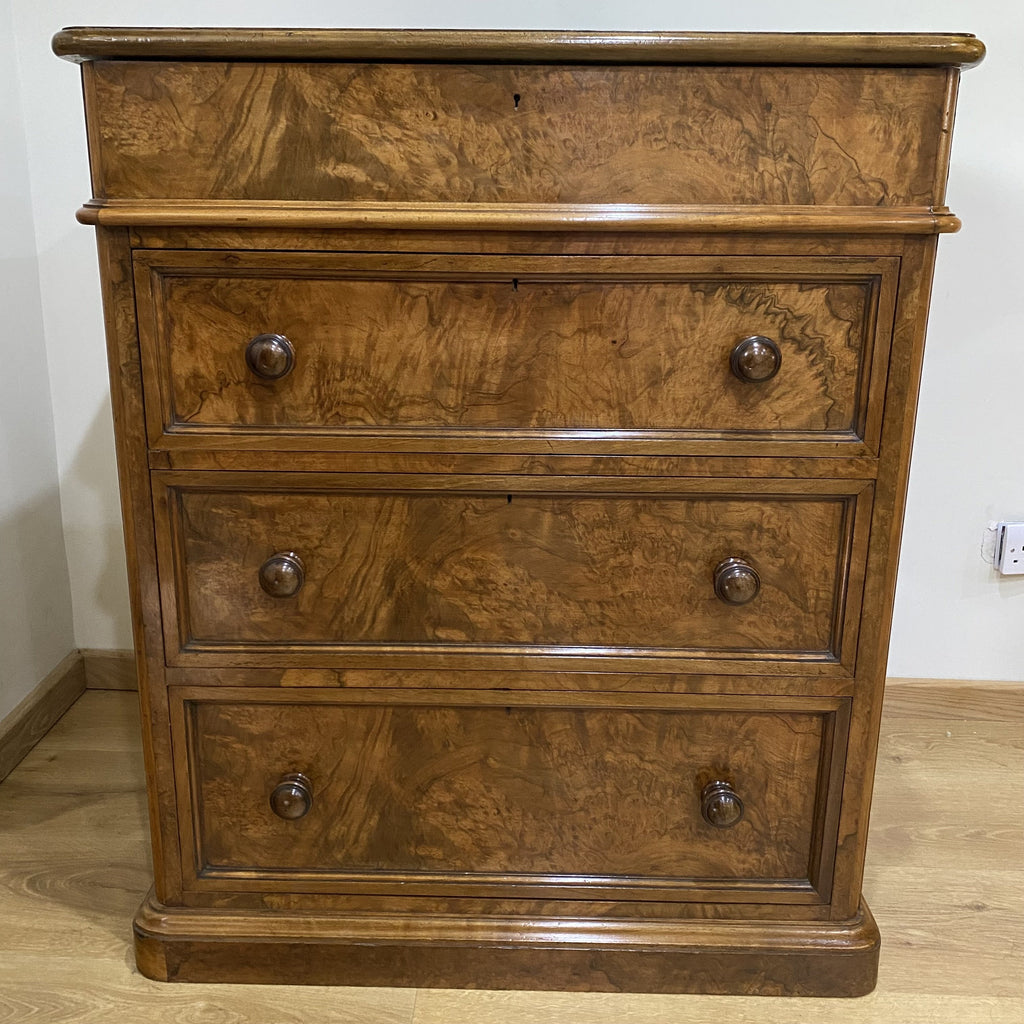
[408,991,1022,1024]
[880,682,1024,721]
[24,689,143,751]
[0,957,417,1024]
[877,724,1023,770]
[0,856,152,957]
[0,688,1020,1023]
[860,819,1022,870]
[0,757,148,854]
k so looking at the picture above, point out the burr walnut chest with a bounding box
[55,28,983,995]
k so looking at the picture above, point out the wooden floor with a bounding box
[0,684,1021,1022]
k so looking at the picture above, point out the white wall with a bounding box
[0,0,75,719]
[9,1,1024,681]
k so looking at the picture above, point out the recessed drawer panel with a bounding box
[173,688,849,903]
[135,252,896,454]
[155,473,871,673]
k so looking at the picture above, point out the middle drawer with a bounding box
[154,473,871,675]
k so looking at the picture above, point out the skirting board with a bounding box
[0,651,86,783]
[0,648,138,783]
[81,648,138,690]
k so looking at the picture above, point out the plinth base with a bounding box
[133,891,880,996]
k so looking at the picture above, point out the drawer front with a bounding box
[135,252,896,452]
[155,474,870,671]
[88,61,947,205]
[174,688,849,902]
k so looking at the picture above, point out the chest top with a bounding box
[57,28,982,233]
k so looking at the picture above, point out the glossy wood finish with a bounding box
[133,892,880,995]
[53,28,986,66]
[152,450,883,477]
[59,28,980,996]
[701,780,746,829]
[268,773,313,821]
[731,335,782,384]
[125,229,916,259]
[256,552,305,600]
[80,200,965,234]
[134,252,891,447]
[244,333,294,381]
[93,227,184,905]
[178,690,845,898]
[713,557,762,606]
[4,687,1021,1015]
[82,61,951,208]
[164,665,854,698]
[157,477,866,668]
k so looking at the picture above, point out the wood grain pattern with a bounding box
[93,226,185,906]
[134,252,886,442]
[132,898,880,995]
[153,451,882,479]
[0,958,415,1024]
[81,648,138,690]
[79,200,964,235]
[52,28,987,67]
[163,665,855,698]
[127,227,914,257]
[0,650,84,783]
[84,62,949,207]
[181,886,834,920]
[3,687,1020,1015]
[163,483,855,660]
[826,237,940,921]
[181,693,840,896]
[59,28,983,996]
[881,678,1024,721]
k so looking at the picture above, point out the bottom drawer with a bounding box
[172,688,849,904]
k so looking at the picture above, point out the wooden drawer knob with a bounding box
[713,557,760,605]
[270,772,313,820]
[730,335,781,383]
[258,551,305,598]
[701,780,744,828]
[245,333,295,380]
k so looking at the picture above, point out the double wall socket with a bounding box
[992,522,1024,575]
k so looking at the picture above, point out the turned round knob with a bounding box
[701,780,745,829]
[270,772,313,820]
[245,333,295,380]
[258,551,305,598]
[730,335,781,383]
[713,557,760,605]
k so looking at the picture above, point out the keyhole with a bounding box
[507,494,513,504]
[512,278,519,291]
[513,93,521,111]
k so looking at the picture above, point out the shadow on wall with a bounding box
[61,391,133,652]
[0,480,75,720]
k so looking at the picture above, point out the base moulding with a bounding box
[133,889,880,996]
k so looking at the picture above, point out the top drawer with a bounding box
[84,62,949,206]
[135,252,897,456]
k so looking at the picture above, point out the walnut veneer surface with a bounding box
[56,28,983,996]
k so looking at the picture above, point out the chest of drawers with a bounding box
[55,27,982,996]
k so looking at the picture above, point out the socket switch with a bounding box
[993,522,1024,575]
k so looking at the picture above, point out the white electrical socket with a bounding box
[993,522,1024,575]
